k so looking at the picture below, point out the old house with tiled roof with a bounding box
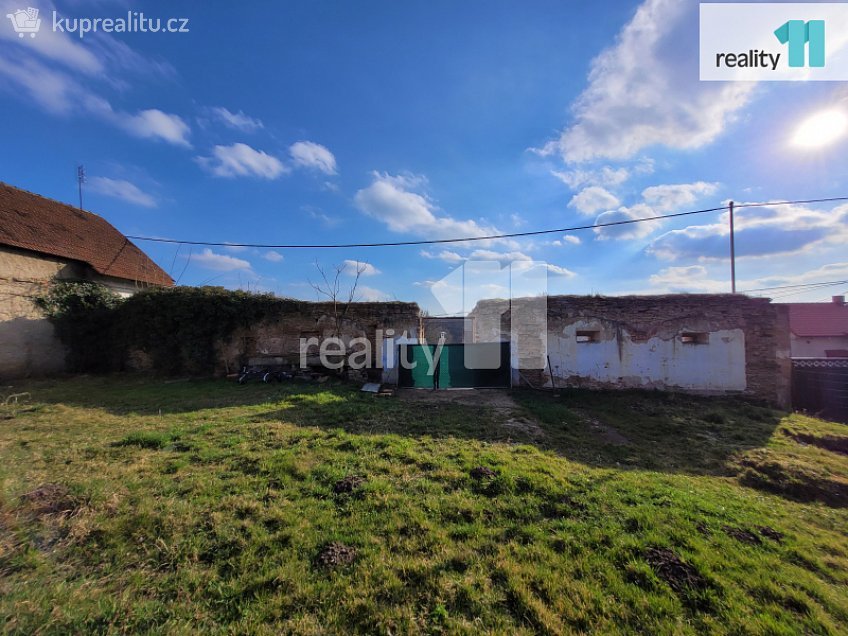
[787,296,848,358]
[0,182,173,377]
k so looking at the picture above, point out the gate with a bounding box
[398,343,510,389]
[791,358,848,423]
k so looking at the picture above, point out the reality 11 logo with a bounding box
[774,20,825,67]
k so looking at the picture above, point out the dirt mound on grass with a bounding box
[722,526,762,545]
[737,450,848,507]
[333,475,366,494]
[315,542,357,568]
[644,547,707,593]
[19,484,80,518]
[757,526,784,542]
[470,466,497,480]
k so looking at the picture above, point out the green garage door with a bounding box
[398,343,510,388]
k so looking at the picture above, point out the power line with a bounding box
[127,206,726,249]
[740,278,848,293]
[770,281,848,300]
[125,195,848,250]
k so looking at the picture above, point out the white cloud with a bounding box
[197,143,288,179]
[648,265,727,293]
[646,261,848,296]
[421,249,531,265]
[0,1,102,75]
[648,203,848,262]
[642,181,718,212]
[289,141,337,175]
[343,260,380,276]
[0,20,188,147]
[536,0,755,163]
[421,249,465,263]
[552,165,632,189]
[210,107,263,132]
[594,204,661,241]
[569,186,620,215]
[192,249,252,272]
[748,262,848,290]
[0,54,189,145]
[263,251,284,262]
[357,285,391,301]
[87,176,156,208]
[467,249,532,265]
[419,248,575,278]
[354,172,502,242]
[510,213,526,227]
[545,264,577,278]
[563,234,582,245]
[120,109,191,147]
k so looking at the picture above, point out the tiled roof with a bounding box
[0,182,173,287]
[788,302,848,337]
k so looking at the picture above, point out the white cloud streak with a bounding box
[536,0,755,164]
[289,141,337,175]
[87,176,156,208]
[197,143,288,179]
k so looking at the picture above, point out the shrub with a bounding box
[34,280,122,372]
[35,281,299,375]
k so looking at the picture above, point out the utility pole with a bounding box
[77,165,86,210]
[729,200,736,293]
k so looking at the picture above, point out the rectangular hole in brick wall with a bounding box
[681,332,710,345]
[576,330,601,343]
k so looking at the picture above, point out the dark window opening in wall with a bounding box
[681,332,709,345]
[576,330,601,343]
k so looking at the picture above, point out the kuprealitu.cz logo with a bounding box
[5,6,189,39]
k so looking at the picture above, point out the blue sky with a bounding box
[1,0,847,313]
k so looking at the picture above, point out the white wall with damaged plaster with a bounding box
[545,320,747,391]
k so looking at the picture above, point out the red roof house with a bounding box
[787,296,848,358]
[0,182,172,377]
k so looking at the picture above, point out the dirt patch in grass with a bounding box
[757,526,785,542]
[572,408,630,446]
[788,432,848,456]
[644,547,707,593]
[470,466,497,480]
[333,475,366,494]
[315,542,357,568]
[722,526,762,545]
[19,484,80,519]
[588,419,629,446]
[737,451,848,508]
[502,415,544,437]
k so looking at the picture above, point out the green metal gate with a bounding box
[398,343,510,388]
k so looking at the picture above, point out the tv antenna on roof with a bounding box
[77,165,86,210]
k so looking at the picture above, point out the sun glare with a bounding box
[791,109,848,148]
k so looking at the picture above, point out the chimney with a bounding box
[833,295,845,305]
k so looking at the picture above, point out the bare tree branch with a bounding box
[308,260,372,339]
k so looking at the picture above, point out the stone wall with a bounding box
[470,294,791,406]
[218,301,421,375]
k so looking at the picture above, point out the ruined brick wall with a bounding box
[471,295,791,406]
[218,301,421,374]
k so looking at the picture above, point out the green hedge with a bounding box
[36,283,301,374]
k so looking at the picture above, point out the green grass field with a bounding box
[1,377,846,634]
